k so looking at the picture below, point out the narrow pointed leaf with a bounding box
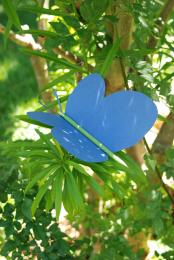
[31,172,56,216]
[54,170,64,219]
[23,49,85,72]
[3,19,12,47]
[25,166,59,193]
[19,29,58,38]
[18,5,60,16]
[100,38,120,77]
[16,115,52,128]
[83,174,104,197]
[2,0,21,30]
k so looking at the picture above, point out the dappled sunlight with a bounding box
[12,99,50,141]
[146,239,172,259]
[1,0,174,258]
[145,100,170,146]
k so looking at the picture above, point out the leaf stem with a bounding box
[59,112,117,161]
[118,42,174,205]
[144,139,174,204]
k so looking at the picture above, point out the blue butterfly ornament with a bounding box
[28,74,158,162]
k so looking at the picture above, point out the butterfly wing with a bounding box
[27,111,107,162]
[65,73,157,151]
[76,90,158,152]
[66,73,105,125]
[27,112,60,127]
[28,73,157,159]
[51,124,107,162]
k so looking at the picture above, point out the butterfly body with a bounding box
[28,74,158,162]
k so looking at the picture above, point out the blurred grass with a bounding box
[0,36,38,140]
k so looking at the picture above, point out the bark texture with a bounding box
[105,1,146,165]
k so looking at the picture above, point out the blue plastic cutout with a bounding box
[53,91,62,112]
[28,73,158,162]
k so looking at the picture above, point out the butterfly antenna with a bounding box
[38,98,49,111]
[53,91,63,112]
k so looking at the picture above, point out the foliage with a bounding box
[0,179,73,259]
[0,129,147,219]
[1,0,174,259]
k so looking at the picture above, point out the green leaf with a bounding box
[21,198,32,220]
[144,154,156,171]
[67,172,84,208]
[36,130,59,158]
[3,19,12,48]
[17,5,60,16]
[31,172,56,216]
[168,94,174,106]
[100,38,120,77]
[45,191,54,212]
[54,170,64,219]
[153,218,164,235]
[63,175,77,214]
[116,151,147,184]
[91,161,123,174]
[94,170,126,198]
[83,174,105,197]
[67,161,104,197]
[80,0,109,22]
[19,29,58,38]
[158,114,167,122]
[23,49,85,72]
[25,165,59,193]
[38,95,69,111]
[1,240,16,256]
[63,170,84,214]
[41,71,74,91]
[50,22,69,35]
[66,161,88,176]
[16,115,52,128]
[19,150,54,160]
[2,0,21,30]
[106,178,126,199]
[63,15,80,30]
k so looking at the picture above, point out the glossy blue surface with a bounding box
[28,111,107,162]
[28,73,158,162]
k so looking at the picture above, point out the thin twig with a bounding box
[148,0,174,48]
[53,47,94,72]
[144,139,174,204]
[0,23,94,74]
[118,42,174,205]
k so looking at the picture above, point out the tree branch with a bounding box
[160,0,174,21]
[53,47,94,73]
[127,0,174,165]
[0,23,52,102]
[148,0,174,48]
[0,24,40,50]
[104,1,148,165]
[151,0,174,160]
[105,1,134,94]
[152,112,174,161]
